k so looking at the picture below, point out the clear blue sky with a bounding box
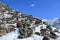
[0,0,60,19]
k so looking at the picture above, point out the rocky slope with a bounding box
[0,2,60,40]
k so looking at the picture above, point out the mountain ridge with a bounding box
[0,2,60,40]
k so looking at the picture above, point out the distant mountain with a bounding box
[52,18,60,28]
[42,17,60,28]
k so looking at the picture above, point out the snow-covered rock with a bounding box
[3,14,13,18]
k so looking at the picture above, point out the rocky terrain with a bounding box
[0,2,60,40]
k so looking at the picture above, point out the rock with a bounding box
[42,37,49,40]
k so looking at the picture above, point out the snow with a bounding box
[0,28,19,40]
[16,37,34,40]
[32,34,43,40]
[2,7,5,9]
[5,23,17,27]
[51,26,57,31]
[0,24,44,40]
[58,29,60,32]
[0,28,43,40]
[34,24,47,33]
[3,14,13,18]
[42,19,48,22]
[0,24,60,40]
[12,18,16,21]
[0,20,60,40]
[4,11,9,13]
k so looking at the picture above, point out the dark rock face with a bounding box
[49,32,57,39]
[35,32,40,35]
[50,32,56,36]
[42,37,49,40]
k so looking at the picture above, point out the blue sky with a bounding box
[0,0,60,19]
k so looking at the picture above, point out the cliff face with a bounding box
[0,2,60,40]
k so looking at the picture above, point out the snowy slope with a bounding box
[0,28,43,40]
[0,24,60,40]
[0,2,60,40]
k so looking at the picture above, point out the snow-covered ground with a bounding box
[0,24,60,40]
[0,28,19,40]
[0,28,43,40]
